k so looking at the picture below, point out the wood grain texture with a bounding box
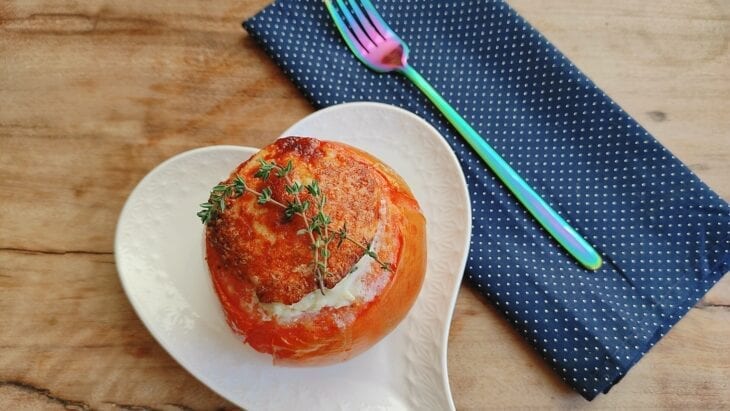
[0,0,727,409]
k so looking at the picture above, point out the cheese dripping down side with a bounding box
[260,199,388,322]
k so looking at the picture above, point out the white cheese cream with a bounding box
[260,199,388,322]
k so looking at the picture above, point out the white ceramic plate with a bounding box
[115,102,471,410]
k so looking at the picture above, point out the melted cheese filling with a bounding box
[260,199,388,322]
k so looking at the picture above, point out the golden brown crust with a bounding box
[205,136,427,365]
[207,137,384,304]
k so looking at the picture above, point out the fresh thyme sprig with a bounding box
[197,175,285,224]
[198,158,391,294]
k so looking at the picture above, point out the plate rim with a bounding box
[282,101,472,410]
[114,144,259,406]
[114,102,472,410]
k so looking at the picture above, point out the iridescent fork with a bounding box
[324,0,602,270]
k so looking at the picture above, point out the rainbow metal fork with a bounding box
[324,0,602,270]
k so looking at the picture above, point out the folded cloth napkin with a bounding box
[243,0,730,400]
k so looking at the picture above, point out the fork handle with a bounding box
[400,65,602,270]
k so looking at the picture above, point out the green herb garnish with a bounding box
[198,159,391,294]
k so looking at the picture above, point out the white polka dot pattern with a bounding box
[243,0,730,400]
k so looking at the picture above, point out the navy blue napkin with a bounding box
[243,0,730,400]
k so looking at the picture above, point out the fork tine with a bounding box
[333,0,376,51]
[358,0,395,38]
[347,0,384,43]
[324,0,370,55]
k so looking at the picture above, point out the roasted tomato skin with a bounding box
[205,137,427,365]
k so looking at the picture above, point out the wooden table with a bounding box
[1,0,728,409]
